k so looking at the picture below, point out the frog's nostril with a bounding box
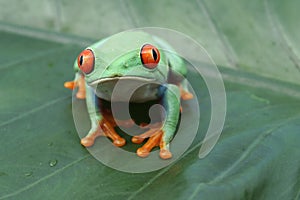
[112,74,122,78]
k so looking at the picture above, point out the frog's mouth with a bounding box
[88,76,161,102]
[89,76,158,86]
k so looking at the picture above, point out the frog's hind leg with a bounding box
[136,130,164,158]
[81,109,127,147]
[131,123,172,159]
[133,128,172,159]
[80,87,127,147]
[80,119,126,147]
[132,84,181,160]
[99,118,126,147]
[64,73,86,99]
[131,122,162,144]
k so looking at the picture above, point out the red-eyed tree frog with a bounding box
[64,31,193,159]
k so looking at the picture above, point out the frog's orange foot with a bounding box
[132,122,163,144]
[64,75,86,99]
[81,119,126,148]
[159,149,172,159]
[81,133,100,147]
[100,119,126,147]
[64,81,76,90]
[133,129,172,159]
[181,91,193,100]
[179,85,193,100]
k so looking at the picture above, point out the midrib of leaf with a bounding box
[196,0,239,69]
[0,95,70,128]
[0,154,91,200]
[264,0,300,72]
[186,113,300,200]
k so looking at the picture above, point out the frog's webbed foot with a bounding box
[132,123,172,159]
[81,118,126,147]
[64,74,86,99]
[179,85,193,100]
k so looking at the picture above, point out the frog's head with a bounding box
[74,31,169,89]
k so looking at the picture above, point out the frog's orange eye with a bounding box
[77,49,95,74]
[140,44,160,69]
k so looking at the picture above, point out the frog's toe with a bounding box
[132,123,163,144]
[160,149,172,159]
[132,136,145,144]
[137,147,150,158]
[113,138,126,147]
[181,91,193,100]
[81,137,95,147]
[136,130,163,158]
[64,81,76,90]
[100,119,126,147]
[81,126,103,147]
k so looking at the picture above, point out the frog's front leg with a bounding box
[80,84,126,147]
[64,73,86,99]
[132,84,180,159]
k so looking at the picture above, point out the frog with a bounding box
[64,31,193,159]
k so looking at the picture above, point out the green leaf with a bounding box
[0,0,300,200]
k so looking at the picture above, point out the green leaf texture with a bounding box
[0,0,299,199]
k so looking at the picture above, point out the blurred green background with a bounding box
[0,0,299,200]
[1,0,299,84]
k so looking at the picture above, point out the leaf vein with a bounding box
[127,109,300,199]
[187,114,300,200]
[264,0,300,72]
[196,0,239,69]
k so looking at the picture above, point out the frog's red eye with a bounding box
[140,44,160,69]
[77,49,95,74]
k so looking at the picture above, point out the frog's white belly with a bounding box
[90,77,162,103]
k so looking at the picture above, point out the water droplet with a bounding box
[49,159,57,167]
